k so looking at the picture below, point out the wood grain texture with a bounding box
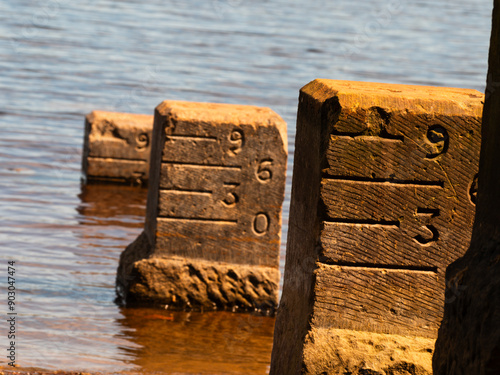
[155,215,279,267]
[270,87,332,375]
[319,97,481,272]
[151,101,287,266]
[313,263,442,338]
[159,163,241,191]
[318,81,481,336]
[86,158,148,182]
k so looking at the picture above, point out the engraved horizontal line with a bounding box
[86,176,134,183]
[330,134,404,142]
[158,216,237,225]
[159,188,213,195]
[319,259,438,273]
[323,219,400,228]
[88,156,147,163]
[166,135,217,141]
[162,162,242,170]
[323,175,444,188]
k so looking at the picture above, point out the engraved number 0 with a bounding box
[253,213,269,235]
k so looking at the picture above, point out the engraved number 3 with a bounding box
[222,183,239,206]
[414,208,440,246]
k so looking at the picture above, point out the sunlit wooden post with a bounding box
[271,79,483,374]
[117,101,287,313]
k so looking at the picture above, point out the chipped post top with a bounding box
[303,79,483,117]
[86,110,153,128]
[154,101,288,151]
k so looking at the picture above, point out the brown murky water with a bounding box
[0,0,491,373]
[77,185,274,374]
[7,183,275,373]
[119,309,274,374]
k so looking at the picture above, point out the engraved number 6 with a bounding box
[256,160,272,182]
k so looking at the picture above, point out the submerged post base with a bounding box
[116,232,279,313]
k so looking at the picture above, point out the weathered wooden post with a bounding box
[270,79,483,374]
[433,1,500,373]
[82,111,153,184]
[116,101,287,313]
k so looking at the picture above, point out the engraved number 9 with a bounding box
[425,125,449,159]
[229,129,244,155]
[136,133,149,150]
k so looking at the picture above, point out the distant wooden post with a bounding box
[82,111,153,184]
[270,79,483,374]
[116,101,287,312]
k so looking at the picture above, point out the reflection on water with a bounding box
[77,183,148,227]
[71,184,275,374]
[13,184,148,371]
[118,308,274,374]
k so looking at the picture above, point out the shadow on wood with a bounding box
[433,1,500,374]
